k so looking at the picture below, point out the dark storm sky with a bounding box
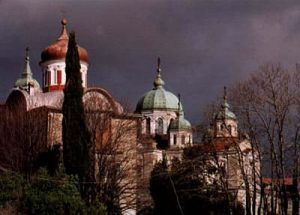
[1,0,300,124]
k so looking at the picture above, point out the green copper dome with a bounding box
[15,48,40,92]
[136,58,182,112]
[136,88,182,112]
[169,112,192,131]
[215,87,236,120]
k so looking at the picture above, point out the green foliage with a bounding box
[25,168,84,214]
[62,32,92,180]
[0,168,107,215]
[0,172,25,208]
[25,169,107,215]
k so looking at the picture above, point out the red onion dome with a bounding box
[40,18,88,63]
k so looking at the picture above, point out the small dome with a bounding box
[169,114,192,131]
[215,87,236,120]
[215,101,236,120]
[40,18,88,63]
[15,78,40,91]
[15,48,41,92]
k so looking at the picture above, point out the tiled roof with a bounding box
[203,137,239,152]
[262,177,293,186]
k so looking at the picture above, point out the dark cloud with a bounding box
[1,0,300,124]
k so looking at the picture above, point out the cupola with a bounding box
[14,48,41,95]
[40,18,89,92]
[169,95,192,131]
[41,19,88,63]
[135,58,182,113]
[214,87,238,138]
[168,94,193,147]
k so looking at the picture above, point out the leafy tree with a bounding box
[62,32,92,181]
[149,147,244,215]
[25,169,83,214]
[0,168,107,215]
[150,158,180,215]
[24,168,107,215]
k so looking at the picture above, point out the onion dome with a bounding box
[15,48,41,92]
[40,18,88,63]
[215,86,236,120]
[169,94,192,131]
[136,58,182,112]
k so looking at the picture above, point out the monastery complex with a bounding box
[0,19,258,214]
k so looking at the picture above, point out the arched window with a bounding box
[146,118,151,134]
[181,135,185,145]
[169,118,174,127]
[43,70,46,86]
[53,69,57,84]
[228,125,232,135]
[221,124,224,131]
[156,118,163,134]
[47,70,51,86]
[57,70,62,85]
[174,134,177,145]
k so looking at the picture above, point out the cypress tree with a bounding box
[62,32,91,181]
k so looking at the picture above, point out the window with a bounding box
[156,118,163,134]
[169,119,174,132]
[174,134,177,145]
[57,70,62,85]
[53,69,57,84]
[43,70,47,86]
[146,118,151,134]
[221,124,224,131]
[228,125,232,135]
[181,135,185,145]
[47,71,51,86]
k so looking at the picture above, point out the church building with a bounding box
[0,19,139,215]
[135,58,193,207]
[0,18,260,214]
[0,18,193,214]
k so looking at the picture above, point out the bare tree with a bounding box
[0,96,51,177]
[84,91,139,214]
[229,64,299,215]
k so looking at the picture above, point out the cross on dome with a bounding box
[22,47,32,78]
[223,86,230,109]
[58,18,69,41]
[153,57,165,89]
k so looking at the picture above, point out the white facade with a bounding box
[141,110,177,135]
[40,60,88,89]
[215,118,238,138]
[169,130,193,148]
